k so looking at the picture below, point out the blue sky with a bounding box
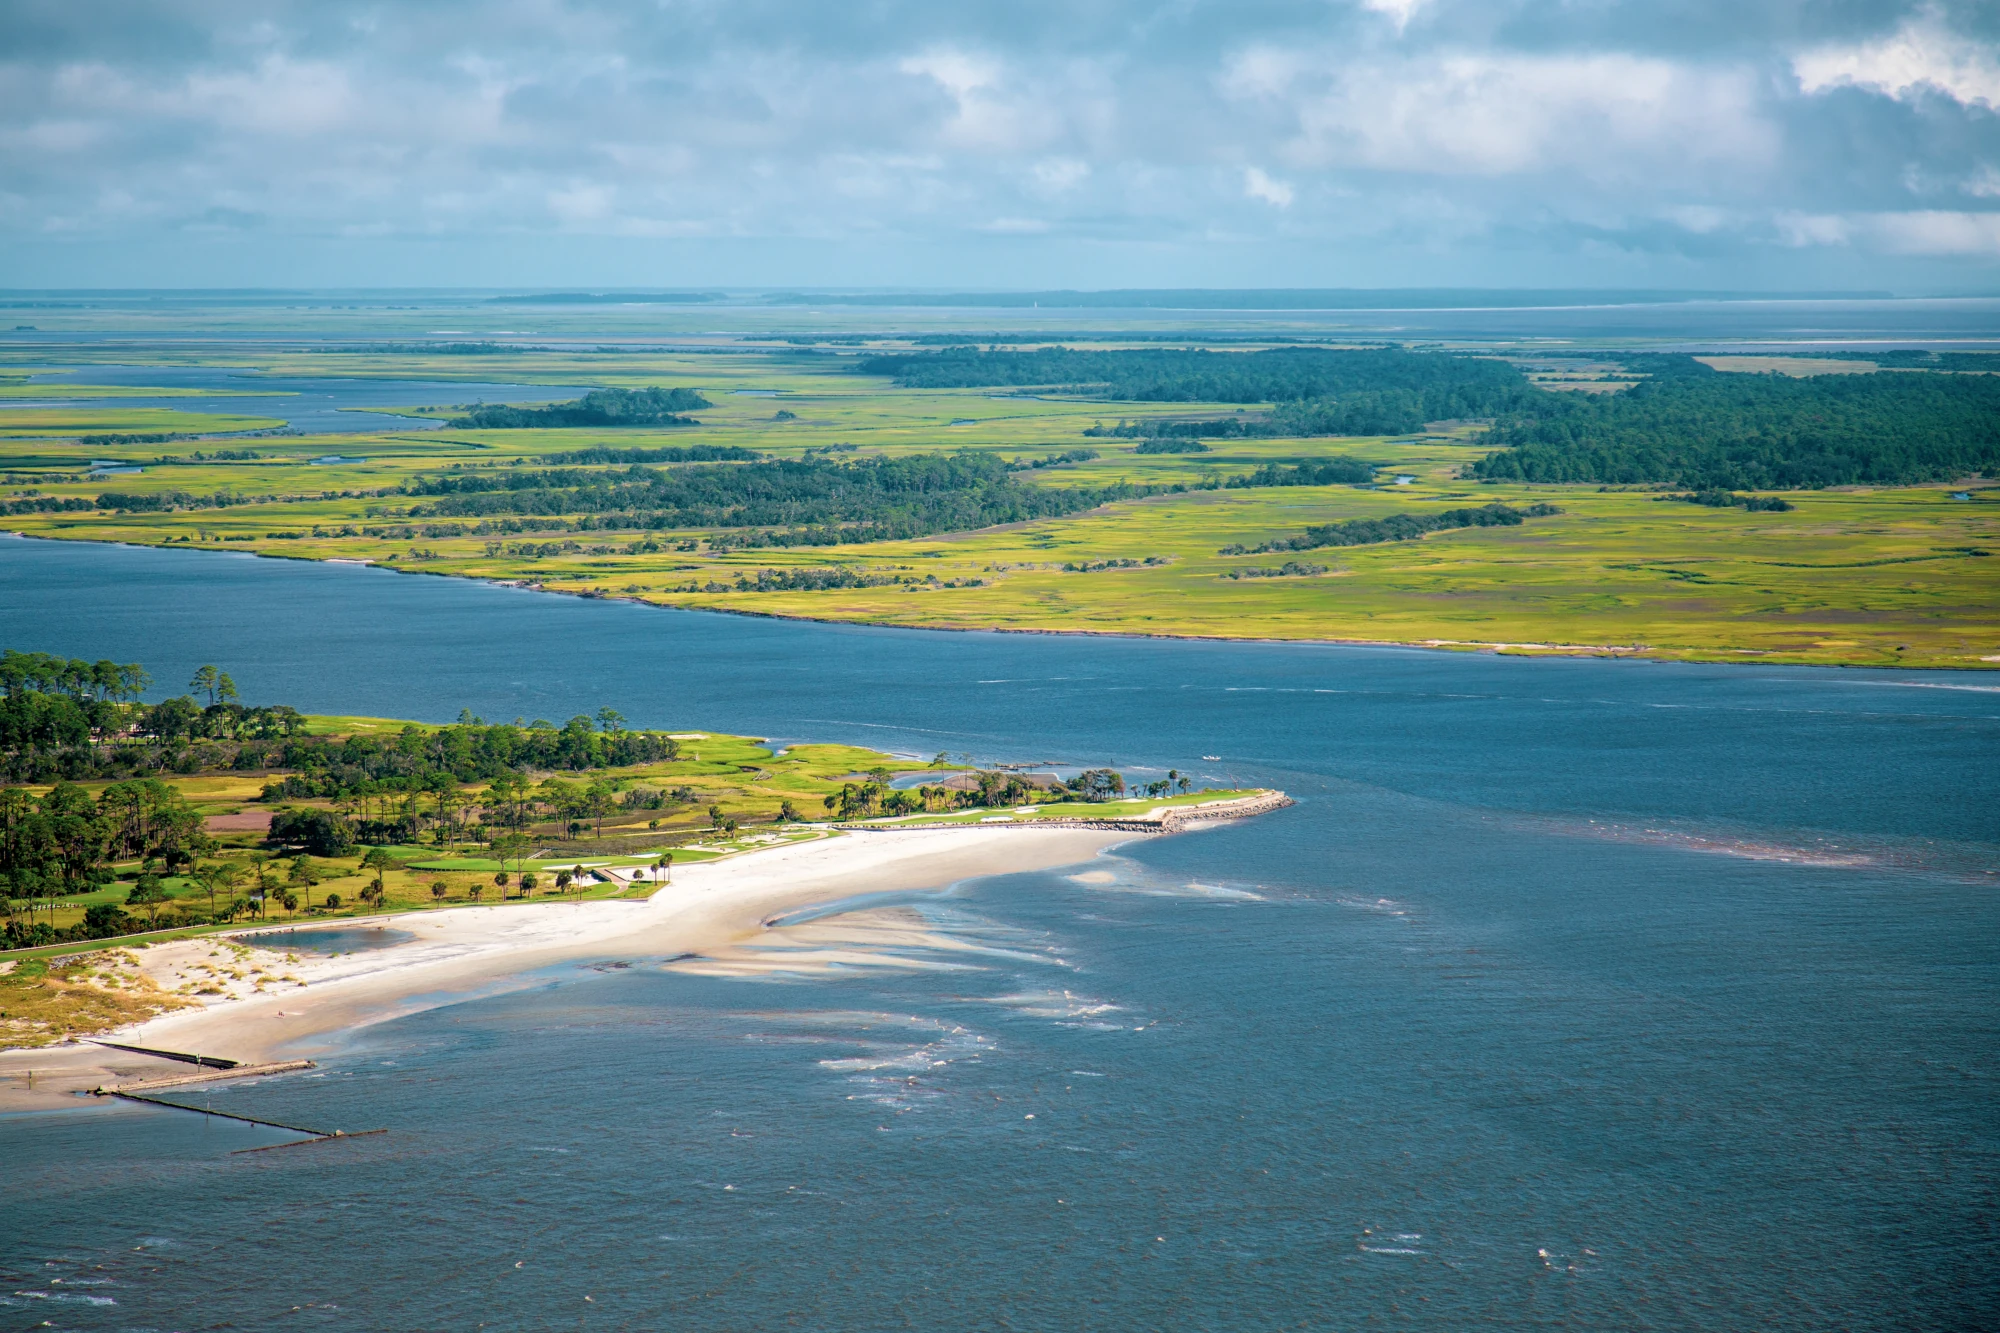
[4,0,1999,290]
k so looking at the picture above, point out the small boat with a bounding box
[1201,755,1220,761]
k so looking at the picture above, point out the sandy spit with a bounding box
[0,825,1130,1108]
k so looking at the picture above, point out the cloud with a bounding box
[1871,209,2000,256]
[1358,0,1426,33]
[1226,47,1776,181]
[1243,166,1293,208]
[1794,6,2000,108]
[0,0,1995,285]
[1773,209,2000,256]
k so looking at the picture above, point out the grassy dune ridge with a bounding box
[0,343,1993,668]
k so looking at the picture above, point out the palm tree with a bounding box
[656,851,673,884]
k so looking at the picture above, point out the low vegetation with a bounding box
[0,337,1993,668]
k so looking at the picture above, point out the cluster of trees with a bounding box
[404,453,1132,541]
[2,779,214,920]
[96,490,254,513]
[2,650,150,702]
[1222,562,1330,579]
[1008,449,1099,470]
[448,386,711,429]
[2,652,310,781]
[1223,460,1375,488]
[818,766,1155,820]
[263,763,688,857]
[1471,362,2000,489]
[1226,502,1561,555]
[732,567,907,592]
[256,713,680,800]
[2,495,98,516]
[1669,491,1795,512]
[1131,438,1209,454]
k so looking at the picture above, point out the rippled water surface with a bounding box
[2,536,1995,1330]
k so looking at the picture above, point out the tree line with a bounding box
[858,346,1534,412]
[403,453,1134,540]
[1224,502,1561,555]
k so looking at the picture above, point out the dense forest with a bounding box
[1226,502,1561,555]
[859,347,1537,423]
[448,386,712,429]
[404,453,1135,542]
[1471,362,2000,488]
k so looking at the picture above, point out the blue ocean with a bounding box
[2,534,1995,1330]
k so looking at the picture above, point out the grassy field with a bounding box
[0,344,1993,668]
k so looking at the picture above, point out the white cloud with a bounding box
[1031,157,1090,192]
[1794,6,2000,108]
[1775,212,1851,247]
[1225,49,1775,181]
[1359,0,1427,32]
[1771,209,2000,257]
[1871,209,2000,256]
[1666,205,1732,234]
[1243,166,1294,207]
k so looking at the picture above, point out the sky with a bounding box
[3,0,1999,292]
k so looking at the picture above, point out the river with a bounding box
[2,533,1995,1330]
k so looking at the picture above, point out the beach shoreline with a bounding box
[0,824,1134,1111]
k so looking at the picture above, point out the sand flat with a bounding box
[0,825,1131,1107]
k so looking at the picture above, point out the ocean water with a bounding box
[2,534,1996,1330]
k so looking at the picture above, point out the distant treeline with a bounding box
[95,490,255,513]
[860,347,1536,424]
[1226,502,1560,555]
[79,432,192,445]
[2,496,98,515]
[405,454,1131,542]
[1087,391,1457,439]
[543,444,758,465]
[448,386,712,429]
[1471,360,2000,489]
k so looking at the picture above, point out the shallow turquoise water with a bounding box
[2,535,1995,1330]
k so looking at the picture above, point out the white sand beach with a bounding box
[0,825,1131,1108]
